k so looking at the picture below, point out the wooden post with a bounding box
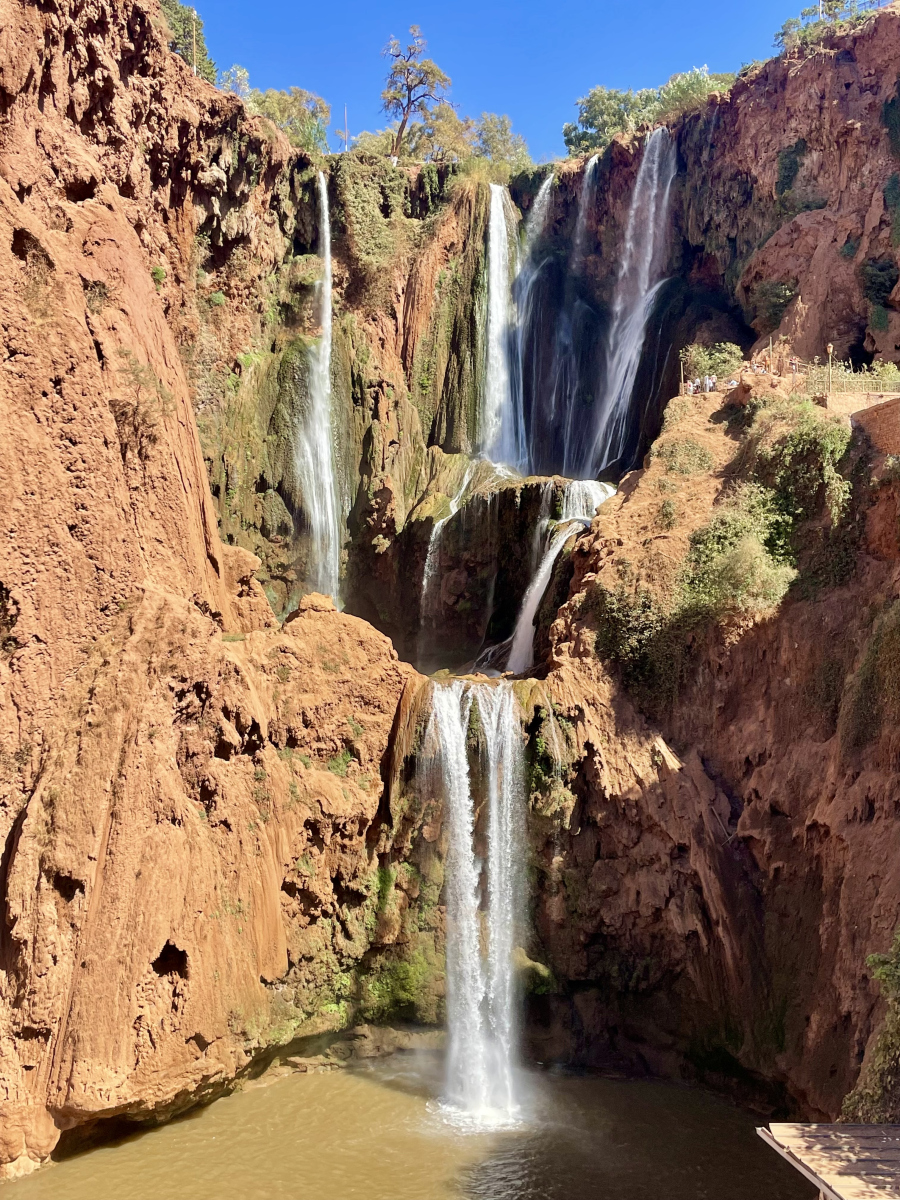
[192,9,197,75]
[680,357,684,396]
[344,105,348,152]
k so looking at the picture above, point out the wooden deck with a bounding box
[759,1124,900,1199]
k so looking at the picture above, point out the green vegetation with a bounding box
[750,279,798,333]
[861,258,899,312]
[776,139,807,196]
[774,0,886,55]
[657,499,677,529]
[219,66,330,154]
[159,0,216,83]
[884,78,900,158]
[585,399,854,717]
[151,265,166,290]
[327,748,353,776]
[885,174,900,246]
[563,67,736,156]
[839,601,900,751]
[679,342,744,380]
[653,437,713,476]
[381,26,451,158]
[357,950,437,1023]
[844,927,900,1121]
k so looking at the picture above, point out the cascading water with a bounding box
[427,679,525,1127]
[541,155,602,477]
[571,153,599,270]
[481,184,521,468]
[295,171,341,600]
[591,127,677,473]
[512,174,555,479]
[506,480,615,676]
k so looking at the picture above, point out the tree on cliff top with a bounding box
[563,67,735,156]
[159,0,216,84]
[381,27,451,158]
[219,67,331,154]
[473,114,532,176]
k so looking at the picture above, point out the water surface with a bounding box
[9,1058,815,1200]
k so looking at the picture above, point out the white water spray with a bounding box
[295,172,341,600]
[507,480,615,675]
[592,128,676,473]
[513,174,555,477]
[481,184,521,467]
[428,679,525,1127]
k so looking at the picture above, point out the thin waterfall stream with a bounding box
[295,171,341,600]
[506,480,615,675]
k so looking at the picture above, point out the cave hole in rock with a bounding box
[64,178,97,203]
[151,942,188,980]
[52,872,85,902]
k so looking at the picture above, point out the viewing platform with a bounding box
[759,1123,900,1198]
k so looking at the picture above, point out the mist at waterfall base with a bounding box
[294,171,341,601]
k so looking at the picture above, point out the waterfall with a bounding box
[591,128,677,473]
[507,480,615,676]
[481,184,521,467]
[295,171,341,600]
[571,154,599,270]
[543,156,601,476]
[513,174,555,478]
[428,679,525,1126]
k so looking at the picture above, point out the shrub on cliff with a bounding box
[843,926,900,1122]
[680,342,744,381]
[584,402,854,716]
[774,0,887,56]
[750,279,798,334]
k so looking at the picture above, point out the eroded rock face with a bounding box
[0,0,442,1175]
[518,380,900,1119]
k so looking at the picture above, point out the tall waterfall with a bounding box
[513,174,555,478]
[507,480,615,676]
[545,155,601,477]
[481,184,521,467]
[591,128,676,473]
[295,171,341,600]
[428,679,525,1126]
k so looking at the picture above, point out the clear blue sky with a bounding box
[200,0,802,161]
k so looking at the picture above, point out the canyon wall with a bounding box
[4,0,900,1176]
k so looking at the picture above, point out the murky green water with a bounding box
[8,1057,814,1199]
